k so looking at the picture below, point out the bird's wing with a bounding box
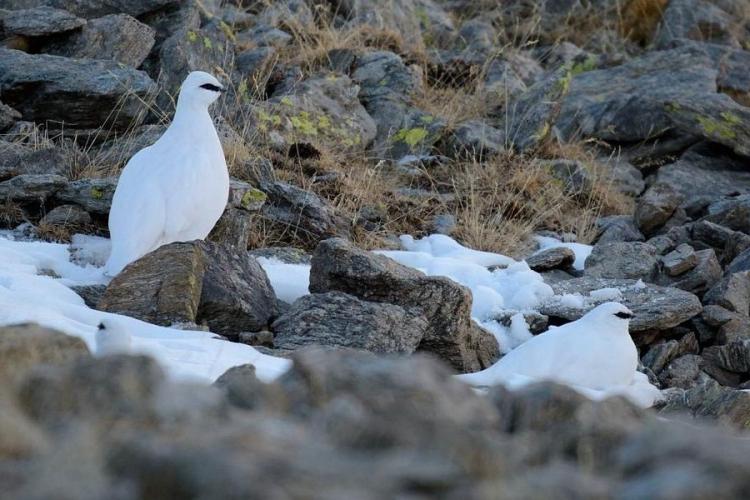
[105,149,167,274]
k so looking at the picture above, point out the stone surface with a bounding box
[526,247,575,272]
[703,272,750,315]
[272,291,427,353]
[657,248,722,295]
[661,380,750,430]
[0,49,155,130]
[48,13,156,68]
[39,204,91,227]
[2,0,175,18]
[634,183,682,235]
[0,174,67,202]
[584,242,659,281]
[661,244,698,276]
[655,0,741,49]
[0,144,70,180]
[0,324,89,384]
[596,215,645,244]
[540,277,703,332]
[439,119,504,159]
[309,238,499,371]
[55,177,116,214]
[1,6,85,36]
[658,354,703,389]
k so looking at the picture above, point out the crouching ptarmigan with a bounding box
[105,71,229,276]
[456,302,662,407]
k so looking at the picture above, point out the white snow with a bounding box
[256,257,310,303]
[533,235,593,271]
[0,234,290,383]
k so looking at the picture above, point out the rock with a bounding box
[642,340,681,374]
[658,354,703,389]
[213,364,281,411]
[704,195,750,235]
[18,354,163,425]
[259,180,349,245]
[196,242,277,337]
[584,242,659,281]
[40,204,91,227]
[596,215,645,244]
[540,277,703,332]
[661,380,750,429]
[70,284,106,308]
[55,177,116,214]
[0,49,155,130]
[556,46,717,143]
[430,214,456,235]
[691,219,737,249]
[272,292,427,353]
[655,142,750,212]
[98,242,206,326]
[655,0,741,49]
[634,183,682,236]
[657,249,722,294]
[47,14,156,68]
[440,120,504,159]
[2,0,175,18]
[727,247,750,274]
[702,341,750,374]
[248,247,311,265]
[0,174,67,202]
[309,238,500,371]
[207,208,251,249]
[526,247,575,272]
[236,24,292,48]
[0,324,89,384]
[0,101,21,131]
[600,157,645,197]
[1,7,86,36]
[661,244,698,276]
[0,391,49,459]
[249,74,376,155]
[0,144,70,180]
[703,272,750,315]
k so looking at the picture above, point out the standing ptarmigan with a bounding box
[104,71,229,276]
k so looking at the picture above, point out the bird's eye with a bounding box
[200,83,222,92]
[97,322,106,330]
[614,311,633,319]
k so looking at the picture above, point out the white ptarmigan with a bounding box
[104,71,229,276]
[456,302,661,407]
[95,319,132,355]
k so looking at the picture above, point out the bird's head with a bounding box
[585,302,634,325]
[178,71,224,108]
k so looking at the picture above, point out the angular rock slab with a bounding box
[539,277,702,332]
[309,238,500,372]
[272,291,428,354]
[0,48,155,130]
[1,7,85,36]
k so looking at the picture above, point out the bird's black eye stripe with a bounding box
[200,83,222,92]
[615,311,633,319]
[97,322,105,330]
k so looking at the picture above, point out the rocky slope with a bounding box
[2,0,750,497]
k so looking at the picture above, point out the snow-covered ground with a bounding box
[0,231,660,407]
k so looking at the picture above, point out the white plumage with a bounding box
[95,318,132,355]
[105,71,229,276]
[457,302,642,391]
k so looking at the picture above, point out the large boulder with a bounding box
[1,0,175,18]
[584,242,659,281]
[309,238,500,371]
[0,49,155,130]
[0,6,85,36]
[99,241,277,336]
[55,177,117,214]
[272,291,427,353]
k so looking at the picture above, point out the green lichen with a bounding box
[257,110,281,126]
[90,187,104,199]
[219,21,236,42]
[721,111,742,125]
[187,31,198,43]
[203,36,213,49]
[237,80,249,102]
[290,112,318,135]
[535,121,551,141]
[697,116,737,140]
[392,127,429,147]
[420,115,434,124]
[241,188,267,208]
[665,101,681,113]
[317,114,331,130]
[570,55,598,76]
[280,96,293,106]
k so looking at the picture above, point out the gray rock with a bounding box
[0,174,67,202]
[47,13,155,68]
[40,204,91,227]
[0,49,155,131]
[248,247,311,265]
[661,244,697,276]
[704,194,750,235]
[691,219,737,249]
[234,46,276,80]
[272,291,427,353]
[207,208,251,249]
[556,46,717,143]
[236,24,292,48]
[723,230,750,264]
[584,242,659,281]
[526,247,575,272]
[596,215,645,244]
[440,119,504,159]
[702,341,750,374]
[661,379,750,429]
[655,0,740,49]
[259,180,349,245]
[642,340,681,374]
[1,6,85,36]
[0,323,89,384]
[703,271,750,315]
[600,157,645,197]
[658,354,703,389]
[70,284,105,308]
[727,247,750,274]
[646,235,675,255]
[634,183,682,236]
[196,243,278,338]
[540,277,703,332]
[430,214,456,235]
[2,0,175,18]
[0,144,70,179]
[0,101,21,132]
[309,238,500,371]
[655,142,750,211]
[55,177,116,214]
[657,248,722,294]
